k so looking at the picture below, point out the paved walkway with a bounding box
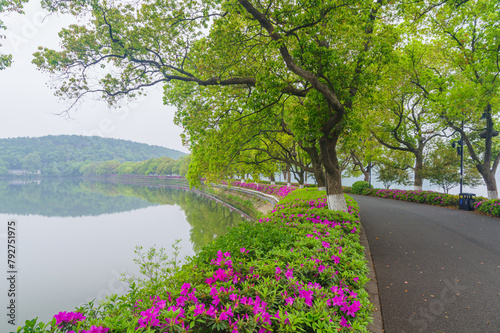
[351,195,500,333]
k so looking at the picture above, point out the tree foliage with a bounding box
[0,0,28,69]
[375,162,412,189]
[422,139,482,193]
[79,155,191,177]
[21,152,42,173]
[401,0,500,197]
[368,48,447,190]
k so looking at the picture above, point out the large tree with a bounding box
[368,48,448,191]
[34,0,398,211]
[405,0,500,198]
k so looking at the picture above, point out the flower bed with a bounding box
[228,181,297,198]
[473,198,500,217]
[18,189,372,332]
[343,186,500,218]
[344,186,465,207]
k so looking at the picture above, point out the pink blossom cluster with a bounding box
[276,186,295,197]
[230,181,297,198]
[262,212,359,234]
[54,311,86,326]
[131,243,362,332]
[53,311,108,333]
[274,197,356,215]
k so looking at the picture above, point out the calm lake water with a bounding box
[0,178,249,332]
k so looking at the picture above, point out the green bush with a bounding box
[361,188,491,213]
[351,181,372,195]
[343,186,353,193]
[474,198,500,217]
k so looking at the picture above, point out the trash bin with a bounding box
[459,193,476,211]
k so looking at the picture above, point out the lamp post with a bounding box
[368,158,372,187]
[451,121,464,194]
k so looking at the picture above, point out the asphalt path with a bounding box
[351,195,500,333]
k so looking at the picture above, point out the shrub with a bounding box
[360,188,491,215]
[343,186,352,193]
[351,181,372,195]
[474,198,500,217]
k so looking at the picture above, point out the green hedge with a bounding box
[350,181,372,195]
[344,186,500,218]
[18,188,373,333]
[473,198,500,217]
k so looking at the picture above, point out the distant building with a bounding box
[8,169,41,175]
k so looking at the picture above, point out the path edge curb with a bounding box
[360,222,384,333]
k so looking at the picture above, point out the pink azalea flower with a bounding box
[176,296,186,307]
[53,311,86,326]
[340,315,350,327]
[299,289,314,307]
[343,300,362,317]
[180,283,191,295]
[206,305,217,317]
[330,295,345,306]
[193,303,205,316]
[212,295,221,307]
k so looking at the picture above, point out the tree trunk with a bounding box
[302,145,325,189]
[414,152,423,191]
[363,169,369,183]
[270,173,275,185]
[315,168,326,191]
[350,150,369,182]
[286,165,291,188]
[294,170,305,188]
[483,172,498,199]
[480,105,498,199]
[319,135,347,211]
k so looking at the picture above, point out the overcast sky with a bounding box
[0,1,189,153]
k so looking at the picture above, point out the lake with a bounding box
[0,178,250,332]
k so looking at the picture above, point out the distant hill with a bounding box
[0,135,186,176]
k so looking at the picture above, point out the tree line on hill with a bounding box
[79,155,191,177]
[0,135,186,176]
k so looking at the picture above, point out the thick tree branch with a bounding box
[237,0,344,114]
